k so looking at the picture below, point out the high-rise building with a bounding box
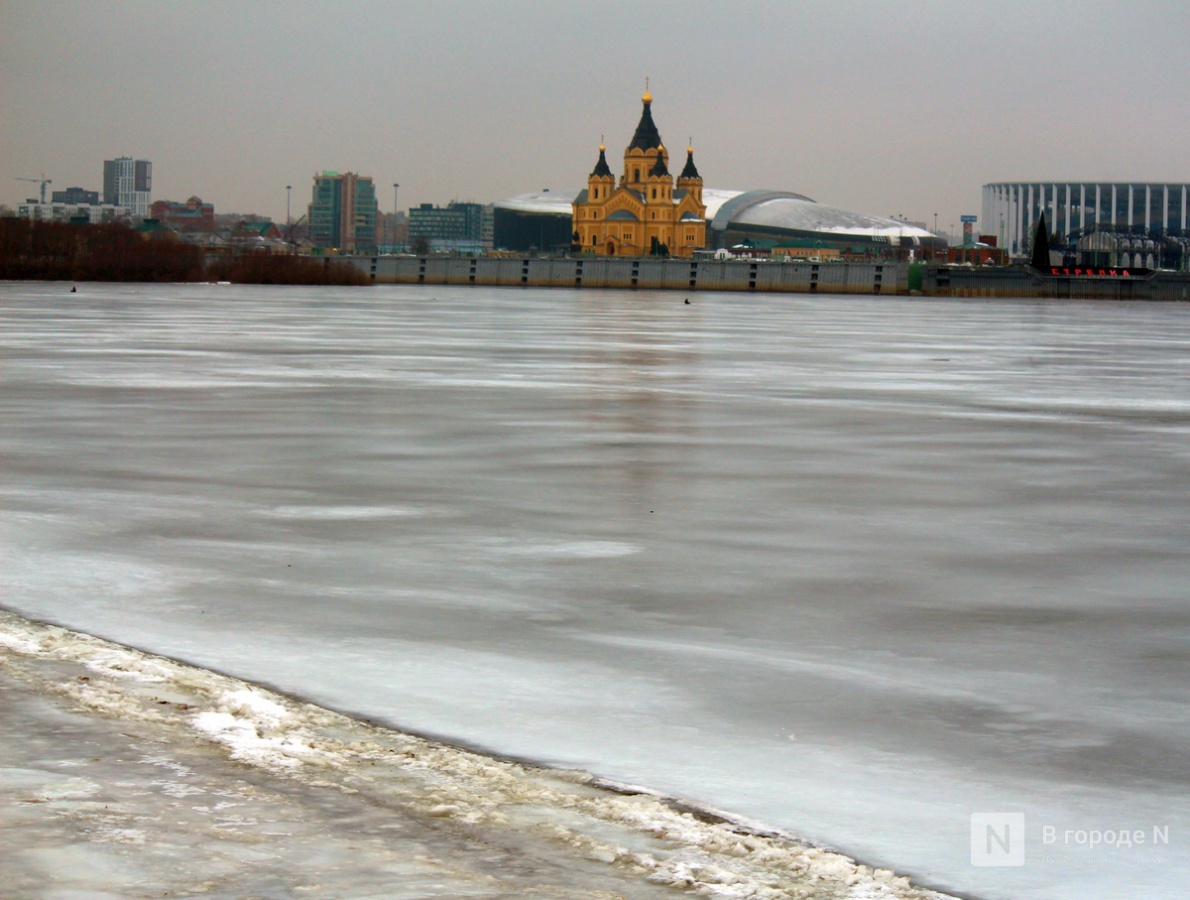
[103,157,152,219]
[309,172,378,254]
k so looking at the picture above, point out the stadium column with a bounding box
[999,184,1009,250]
[998,186,1005,248]
[1019,184,1027,254]
[1014,184,1020,251]
[1025,185,1033,245]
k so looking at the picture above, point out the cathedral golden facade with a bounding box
[572,90,706,257]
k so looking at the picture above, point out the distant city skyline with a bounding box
[3,1,1189,238]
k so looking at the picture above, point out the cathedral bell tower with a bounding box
[676,145,703,207]
[587,143,614,205]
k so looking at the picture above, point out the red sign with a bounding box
[1043,266,1150,278]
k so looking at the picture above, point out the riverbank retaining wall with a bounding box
[922,266,1190,301]
[344,256,1190,299]
[351,256,903,295]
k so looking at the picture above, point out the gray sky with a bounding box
[3,0,1188,236]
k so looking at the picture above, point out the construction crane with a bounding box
[16,175,52,203]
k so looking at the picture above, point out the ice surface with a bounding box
[2,282,1188,900]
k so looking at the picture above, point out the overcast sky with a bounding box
[3,0,1188,236]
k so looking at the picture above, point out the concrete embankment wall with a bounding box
[342,256,1190,299]
[922,265,1190,301]
[348,256,903,295]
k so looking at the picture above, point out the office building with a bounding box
[408,202,493,253]
[51,187,100,205]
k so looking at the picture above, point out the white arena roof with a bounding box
[711,191,935,240]
[495,188,936,242]
[495,188,745,220]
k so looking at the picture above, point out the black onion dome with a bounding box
[679,148,701,180]
[628,97,663,151]
[591,146,612,178]
[649,150,670,177]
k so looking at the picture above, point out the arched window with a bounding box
[592,234,597,246]
[651,188,657,200]
[634,168,640,182]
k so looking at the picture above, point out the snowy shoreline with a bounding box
[1,608,957,899]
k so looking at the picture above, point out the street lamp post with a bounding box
[286,185,292,249]
[393,183,400,252]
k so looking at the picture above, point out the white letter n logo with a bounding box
[971,813,1025,866]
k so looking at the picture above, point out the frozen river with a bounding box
[2,281,1188,898]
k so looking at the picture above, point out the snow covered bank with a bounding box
[1,609,954,899]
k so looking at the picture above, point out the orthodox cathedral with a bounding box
[572,89,707,257]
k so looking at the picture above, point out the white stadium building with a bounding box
[983,182,1190,256]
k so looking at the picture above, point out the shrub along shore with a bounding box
[0,219,368,286]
